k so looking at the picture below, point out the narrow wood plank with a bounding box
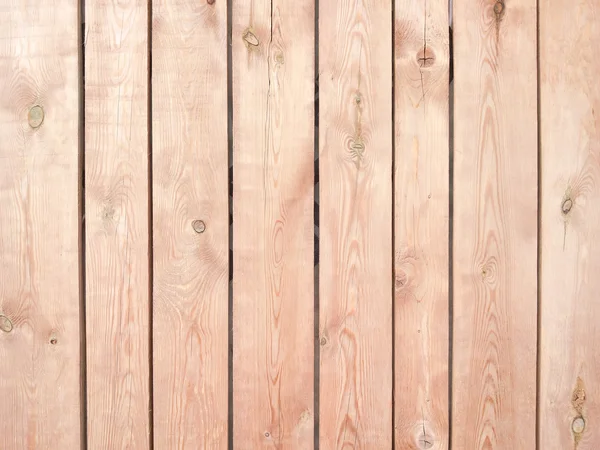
[84,0,150,447]
[318,0,393,447]
[394,0,449,448]
[452,0,538,448]
[539,1,600,447]
[0,1,81,448]
[152,0,229,447]
[232,0,315,447]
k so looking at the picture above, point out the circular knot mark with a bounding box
[242,29,259,47]
[28,105,44,129]
[207,0,215,4]
[50,338,58,345]
[494,1,505,16]
[562,198,573,215]
[418,434,434,449]
[0,315,13,333]
[572,417,585,434]
[417,47,436,68]
[320,336,327,346]
[192,220,206,234]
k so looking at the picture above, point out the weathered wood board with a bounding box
[452,0,538,448]
[394,0,450,448]
[84,0,150,447]
[319,0,393,447]
[232,0,315,447]
[539,0,600,447]
[152,0,229,447]
[0,1,82,448]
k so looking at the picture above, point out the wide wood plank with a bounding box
[232,0,315,447]
[539,1,600,448]
[0,1,81,448]
[84,0,150,447]
[394,0,449,448]
[318,0,393,447]
[152,0,229,447]
[451,0,538,448]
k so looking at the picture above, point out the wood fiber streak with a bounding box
[84,0,150,447]
[0,0,81,448]
[319,0,393,448]
[452,0,538,448]
[232,0,315,448]
[539,0,600,448]
[152,0,229,447]
[394,0,449,448]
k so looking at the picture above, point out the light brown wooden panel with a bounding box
[394,0,449,448]
[452,0,538,448]
[152,0,229,447]
[84,0,150,447]
[539,0,600,447]
[0,1,81,448]
[318,0,393,447]
[232,0,315,447]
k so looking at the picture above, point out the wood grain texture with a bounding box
[232,0,315,448]
[451,0,538,448]
[539,0,600,448]
[84,0,150,447]
[152,0,229,447]
[0,1,81,448]
[394,0,449,448]
[318,0,393,448]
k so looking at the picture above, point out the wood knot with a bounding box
[0,315,13,333]
[242,29,259,47]
[264,431,270,438]
[49,337,58,345]
[493,1,505,18]
[562,198,573,215]
[320,336,328,346]
[192,220,206,233]
[274,52,284,65]
[418,433,434,449]
[207,0,215,4]
[28,105,44,129]
[572,417,585,434]
[395,271,408,289]
[417,47,436,68]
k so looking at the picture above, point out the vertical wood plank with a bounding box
[84,0,150,447]
[152,0,229,447]
[0,1,81,448]
[452,0,538,448]
[318,0,393,448]
[539,0,600,447]
[394,0,449,448]
[232,0,315,447]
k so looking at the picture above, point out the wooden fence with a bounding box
[0,0,598,448]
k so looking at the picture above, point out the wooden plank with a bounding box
[451,0,538,448]
[539,0,600,447]
[151,0,229,447]
[394,0,449,448]
[84,0,150,447]
[318,0,393,447]
[232,0,315,447]
[0,1,81,448]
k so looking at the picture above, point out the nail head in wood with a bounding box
[192,220,206,234]
[0,315,13,333]
[572,417,585,434]
[28,105,44,128]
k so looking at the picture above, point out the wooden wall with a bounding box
[0,0,599,449]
